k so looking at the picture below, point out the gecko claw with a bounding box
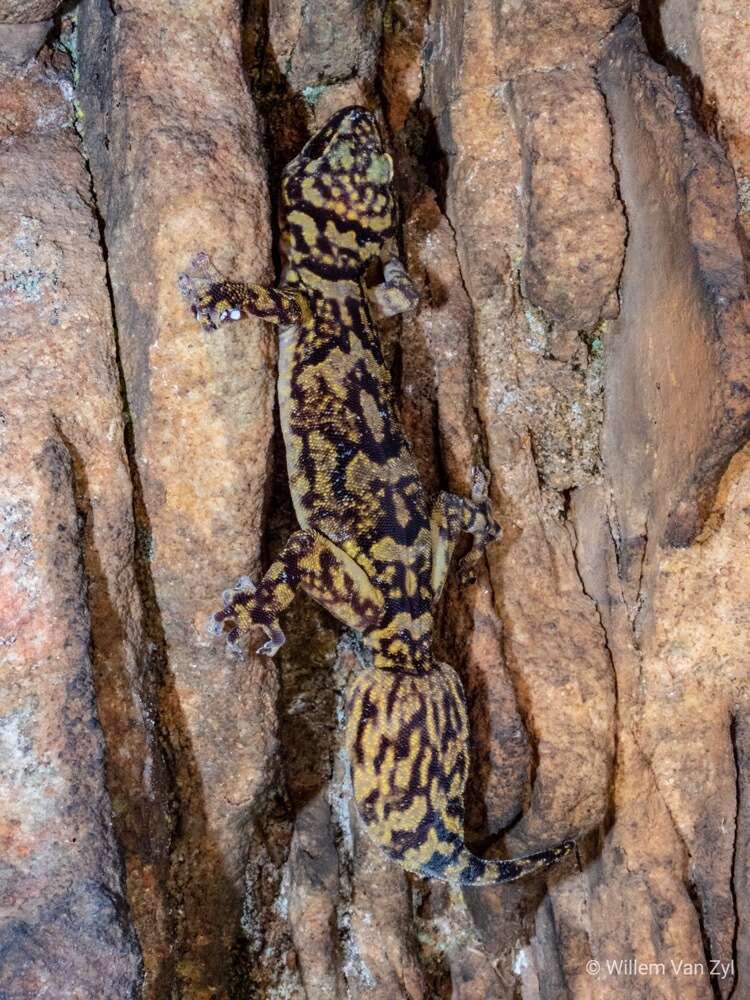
[234,575,255,592]
[179,252,239,332]
[189,250,213,276]
[256,624,285,658]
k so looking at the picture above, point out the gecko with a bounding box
[180,105,574,885]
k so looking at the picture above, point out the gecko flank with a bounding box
[180,106,574,885]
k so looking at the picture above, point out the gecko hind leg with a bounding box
[430,465,501,602]
[210,529,384,657]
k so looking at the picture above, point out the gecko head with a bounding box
[281,106,397,284]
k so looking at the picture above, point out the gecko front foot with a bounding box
[456,465,501,585]
[369,258,420,318]
[179,252,244,332]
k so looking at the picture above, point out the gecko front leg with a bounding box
[430,465,501,602]
[179,251,309,330]
[368,257,420,318]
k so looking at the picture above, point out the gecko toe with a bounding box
[206,615,224,636]
[470,465,490,502]
[189,250,211,273]
[256,624,285,657]
[226,626,245,658]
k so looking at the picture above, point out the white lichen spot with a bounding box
[512,945,531,976]
[523,305,549,353]
[738,176,750,214]
[0,706,67,829]
[302,84,327,107]
[569,400,584,426]
[273,862,291,920]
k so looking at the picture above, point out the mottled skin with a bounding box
[181,106,574,885]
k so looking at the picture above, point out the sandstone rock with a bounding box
[647,0,750,178]
[0,62,69,137]
[0,438,143,999]
[247,0,384,144]
[77,0,280,993]
[381,0,429,134]
[599,16,750,556]
[424,0,617,857]
[0,67,149,989]
[269,0,384,94]
[287,793,343,999]
[535,20,750,1000]
[426,0,629,114]
[514,67,625,329]
[0,21,49,65]
[0,0,60,22]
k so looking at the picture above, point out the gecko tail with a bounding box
[419,837,576,886]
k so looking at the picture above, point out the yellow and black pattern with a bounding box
[181,106,574,884]
[346,664,573,884]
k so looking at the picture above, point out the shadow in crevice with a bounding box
[52,420,175,996]
[242,0,311,276]
[55,409,250,996]
[638,0,720,140]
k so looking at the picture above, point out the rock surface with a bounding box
[0,0,60,22]
[1,0,749,997]
[600,16,750,553]
[0,58,146,999]
[76,0,281,995]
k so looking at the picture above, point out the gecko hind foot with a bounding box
[207,578,256,639]
[470,464,501,541]
[207,577,285,657]
[455,465,501,585]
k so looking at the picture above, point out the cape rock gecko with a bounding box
[180,106,574,885]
